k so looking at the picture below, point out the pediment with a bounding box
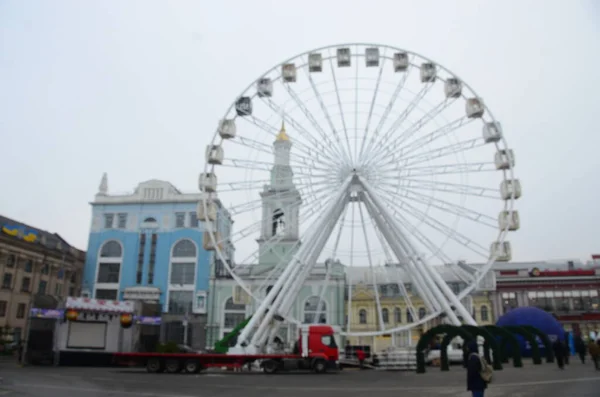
[352,286,374,300]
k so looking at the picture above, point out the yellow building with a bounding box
[345,283,495,353]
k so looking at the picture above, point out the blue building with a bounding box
[82,175,233,348]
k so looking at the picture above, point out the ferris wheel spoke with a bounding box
[366,98,456,167]
[361,82,433,164]
[370,117,474,170]
[360,55,414,162]
[376,183,497,228]
[356,199,385,332]
[219,158,331,177]
[382,192,489,258]
[395,138,486,170]
[373,191,455,264]
[325,50,354,165]
[240,113,340,167]
[385,162,498,179]
[394,178,500,200]
[217,177,329,193]
[226,181,335,217]
[357,50,387,163]
[284,79,348,164]
[260,96,342,167]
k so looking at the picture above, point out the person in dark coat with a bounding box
[466,341,487,397]
[574,334,586,364]
[552,339,565,369]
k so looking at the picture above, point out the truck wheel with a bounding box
[146,358,164,373]
[262,359,278,374]
[313,359,327,374]
[184,359,202,374]
[165,359,182,373]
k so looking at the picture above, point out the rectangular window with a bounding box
[104,213,114,228]
[68,286,75,296]
[175,212,185,228]
[38,280,47,295]
[57,269,64,280]
[6,255,16,268]
[24,260,33,273]
[148,234,157,284]
[224,312,247,328]
[0,301,6,317]
[1,273,12,289]
[95,289,118,300]
[136,234,146,284]
[117,213,128,229]
[16,303,26,319]
[21,277,30,292]
[55,283,62,296]
[189,212,198,228]
[41,263,50,275]
[168,291,193,315]
[170,263,195,285]
[97,263,120,283]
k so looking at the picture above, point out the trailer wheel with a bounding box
[313,359,327,374]
[146,358,164,373]
[165,359,182,373]
[262,359,279,374]
[183,359,202,374]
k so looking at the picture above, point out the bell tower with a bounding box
[257,122,301,267]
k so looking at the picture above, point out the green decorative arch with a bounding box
[482,325,523,368]
[416,324,473,374]
[521,325,554,363]
[502,325,542,365]
[440,331,470,371]
[461,325,503,370]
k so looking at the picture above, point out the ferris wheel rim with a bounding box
[202,42,517,337]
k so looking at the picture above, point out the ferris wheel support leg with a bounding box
[359,179,464,326]
[360,178,476,325]
[254,193,349,349]
[238,177,353,351]
[360,191,449,318]
[261,206,345,348]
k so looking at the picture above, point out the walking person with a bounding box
[356,348,366,370]
[553,339,565,370]
[588,339,600,370]
[466,341,491,397]
[574,334,586,364]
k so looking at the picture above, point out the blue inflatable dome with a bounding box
[496,307,565,357]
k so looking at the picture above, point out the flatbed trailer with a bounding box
[113,351,339,374]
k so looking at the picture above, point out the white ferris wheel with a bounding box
[199,43,521,353]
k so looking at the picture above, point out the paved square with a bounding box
[0,359,598,396]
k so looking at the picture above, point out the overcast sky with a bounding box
[1,0,599,263]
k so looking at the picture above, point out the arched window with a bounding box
[100,241,122,257]
[472,309,477,321]
[394,307,401,323]
[223,297,246,343]
[172,239,197,258]
[406,308,413,323]
[167,239,197,315]
[381,308,389,323]
[143,217,157,223]
[272,208,286,236]
[418,307,426,320]
[95,240,123,300]
[480,306,489,322]
[303,296,327,324]
[359,309,367,324]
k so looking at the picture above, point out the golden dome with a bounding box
[276,121,290,141]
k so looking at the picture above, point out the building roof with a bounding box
[0,214,84,254]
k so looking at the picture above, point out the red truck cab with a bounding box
[298,325,339,361]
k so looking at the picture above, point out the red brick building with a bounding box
[489,256,600,336]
